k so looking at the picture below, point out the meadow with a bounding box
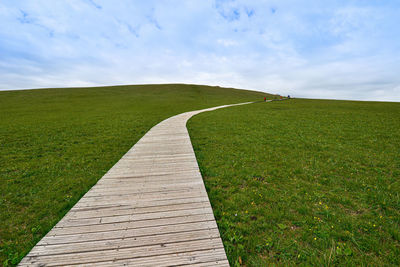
[187,99,400,266]
[0,84,270,266]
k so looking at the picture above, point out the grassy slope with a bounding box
[0,84,273,266]
[188,99,400,266]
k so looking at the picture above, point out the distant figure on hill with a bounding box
[264,97,266,102]
[288,95,291,99]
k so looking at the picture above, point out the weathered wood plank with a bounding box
[84,250,229,267]
[29,228,222,256]
[71,196,209,211]
[20,249,228,267]
[37,221,218,246]
[20,238,224,266]
[68,200,210,216]
[58,207,214,227]
[74,195,210,208]
[52,213,216,235]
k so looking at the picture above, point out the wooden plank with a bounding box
[83,250,229,267]
[80,186,206,201]
[103,171,201,178]
[58,207,214,227]
[74,194,209,207]
[96,178,203,186]
[20,238,224,266]
[52,210,216,235]
[68,200,210,217]
[98,176,202,184]
[37,221,218,246]
[71,196,209,211]
[76,191,208,204]
[65,201,211,220]
[29,228,221,256]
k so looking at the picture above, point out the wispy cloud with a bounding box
[215,0,243,22]
[17,9,33,24]
[86,0,102,10]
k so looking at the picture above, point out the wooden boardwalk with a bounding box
[19,102,252,267]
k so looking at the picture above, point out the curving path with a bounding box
[19,102,253,267]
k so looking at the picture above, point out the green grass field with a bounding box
[0,84,271,266]
[188,99,400,266]
[2,86,399,266]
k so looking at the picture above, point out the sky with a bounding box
[0,0,399,101]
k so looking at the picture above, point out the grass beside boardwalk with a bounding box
[188,99,400,266]
[0,84,272,266]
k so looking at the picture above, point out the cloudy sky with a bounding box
[1,0,399,101]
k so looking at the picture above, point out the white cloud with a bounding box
[217,39,238,47]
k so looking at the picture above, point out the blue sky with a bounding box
[1,0,399,101]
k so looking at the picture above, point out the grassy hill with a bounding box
[188,99,400,266]
[0,84,273,266]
